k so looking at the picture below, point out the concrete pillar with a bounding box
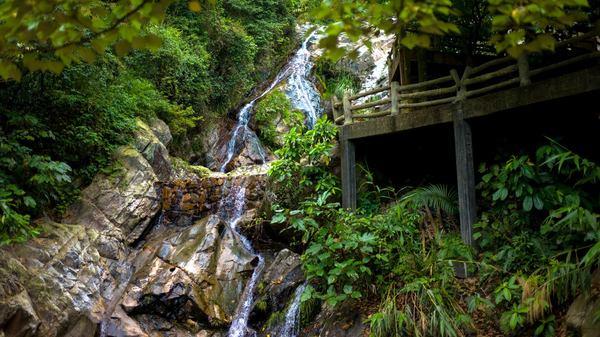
[453,102,477,277]
[453,103,477,246]
[340,128,357,210]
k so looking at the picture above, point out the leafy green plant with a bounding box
[475,140,599,334]
[0,111,72,244]
[254,89,304,150]
[357,164,397,215]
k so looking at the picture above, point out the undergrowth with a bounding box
[268,118,599,337]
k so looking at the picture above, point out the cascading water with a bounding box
[279,283,307,337]
[220,27,322,172]
[218,182,264,337]
[284,29,323,128]
[219,25,324,337]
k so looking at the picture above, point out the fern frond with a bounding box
[402,184,459,215]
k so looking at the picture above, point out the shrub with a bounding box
[0,56,182,244]
[254,89,304,149]
[314,57,362,99]
[474,140,599,334]
[125,25,211,116]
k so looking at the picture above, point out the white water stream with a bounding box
[220,27,322,172]
[279,283,307,337]
[220,26,324,337]
[219,184,263,337]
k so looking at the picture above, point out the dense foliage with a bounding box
[314,0,594,59]
[0,57,177,244]
[0,0,183,81]
[473,140,599,335]
[268,120,599,336]
[313,57,362,99]
[0,0,300,244]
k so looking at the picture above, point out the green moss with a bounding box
[171,157,212,178]
[265,310,286,328]
[255,298,268,313]
[313,56,362,99]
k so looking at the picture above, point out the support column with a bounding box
[453,102,477,247]
[340,128,357,210]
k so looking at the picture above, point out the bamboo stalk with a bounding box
[465,77,520,98]
[397,75,453,92]
[352,110,392,119]
[468,56,513,76]
[399,85,456,99]
[529,51,600,77]
[343,94,352,124]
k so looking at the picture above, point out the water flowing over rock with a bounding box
[119,215,257,328]
[283,29,323,128]
[278,284,306,337]
[217,26,323,173]
[255,249,304,314]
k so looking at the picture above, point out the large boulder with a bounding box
[566,270,600,337]
[0,119,174,337]
[255,249,304,313]
[0,116,282,337]
[120,215,257,327]
[64,145,160,245]
[0,221,117,337]
[302,302,369,337]
[133,119,173,182]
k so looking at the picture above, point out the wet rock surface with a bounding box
[121,215,257,327]
[0,119,273,337]
[255,249,304,313]
[302,302,369,337]
[566,270,600,337]
[0,221,116,337]
[0,25,385,337]
[161,164,269,226]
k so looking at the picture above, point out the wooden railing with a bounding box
[333,30,600,125]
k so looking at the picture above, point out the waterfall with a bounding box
[219,182,264,337]
[284,29,323,128]
[220,26,322,172]
[279,283,307,337]
[220,25,324,337]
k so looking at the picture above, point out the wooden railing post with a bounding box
[518,53,531,86]
[341,128,357,210]
[331,97,339,121]
[390,81,400,115]
[342,93,352,124]
[451,67,471,101]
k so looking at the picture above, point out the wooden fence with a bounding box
[332,30,600,125]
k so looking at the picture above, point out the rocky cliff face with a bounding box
[0,119,305,337]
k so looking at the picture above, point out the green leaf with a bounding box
[533,195,544,210]
[523,196,533,211]
[23,196,37,209]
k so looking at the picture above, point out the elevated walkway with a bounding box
[335,30,600,248]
